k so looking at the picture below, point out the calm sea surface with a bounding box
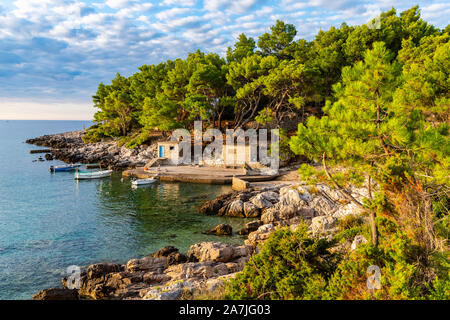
[0,120,249,300]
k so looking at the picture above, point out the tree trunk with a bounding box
[322,153,379,247]
[369,211,379,246]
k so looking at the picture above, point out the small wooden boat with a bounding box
[74,170,113,180]
[131,178,157,186]
[50,164,83,172]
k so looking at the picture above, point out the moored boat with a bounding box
[131,178,157,186]
[74,169,113,180]
[50,164,83,172]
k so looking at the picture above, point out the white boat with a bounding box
[74,170,113,180]
[131,178,157,186]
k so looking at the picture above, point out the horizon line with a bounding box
[0,119,93,121]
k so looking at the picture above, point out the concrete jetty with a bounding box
[122,165,280,185]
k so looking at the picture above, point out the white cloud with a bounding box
[105,0,134,9]
[1,0,449,119]
[162,0,197,6]
[204,0,259,14]
[156,7,191,20]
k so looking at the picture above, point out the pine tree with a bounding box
[290,42,401,246]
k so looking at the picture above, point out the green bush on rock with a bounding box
[224,224,339,300]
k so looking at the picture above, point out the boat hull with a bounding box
[50,164,83,172]
[131,178,157,186]
[74,170,113,180]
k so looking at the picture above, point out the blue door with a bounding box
[159,146,164,157]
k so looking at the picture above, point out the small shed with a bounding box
[157,141,181,165]
[222,144,257,166]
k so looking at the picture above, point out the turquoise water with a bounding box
[0,120,249,300]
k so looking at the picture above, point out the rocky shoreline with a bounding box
[26,130,158,170]
[33,181,369,300]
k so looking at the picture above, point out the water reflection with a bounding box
[88,174,249,255]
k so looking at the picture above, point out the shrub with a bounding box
[334,214,369,243]
[224,224,339,300]
[327,217,449,300]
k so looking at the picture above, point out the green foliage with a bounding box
[328,217,449,300]
[225,224,339,300]
[226,33,256,63]
[257,20,297,58]
[226,215,449,300]
[87,5,448,156]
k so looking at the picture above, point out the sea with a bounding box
[0,120,250,300]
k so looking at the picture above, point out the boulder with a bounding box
[187,242,250,263]
[278,189,306,208]
[33,288,78,300]
[203,223,233,236]
[142,280,194,300]
[261,207,280,224]
[259,191,279,203]
[245,224,275,247]
[351,235,368,251]
[311,216,337,234]
[243,202,260,218]
[126,257,168,273]
[143,272,171,285]
[332,202,363,218]
[165,261,240,282]
[237,220,263,235]
[224,200,244,217]
[198,198,225,215]
[167,252,188,266]
[280,185,313,202]
[86,263,124,279]
[308,195,338,216]
[278,205,298,220]
[249,194,274,209]
[297,207,317,220]
[153,246,179,258]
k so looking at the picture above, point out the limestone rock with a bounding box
[278,189,306,208]
[351,235,368,251]
[297,207,318,220]
[126,257,167,273]
[308,195,338,216]
[143,272,171,285]
[245,224,275,247]
[333,202,363,218]
[259,191,279,203]
[279,185,313,202]
[237,220,263,235]
[187,242,250,263]
[167,252,188,266]
[33,288,78,300]
[86,263,124,279]
[165,261,238,282]
[203,223,233,236]
[260,207,280,224]
[249,194,274,209]
[311,216,337,234]
[225,200,244,217]
[142,280,195,300]
[243,202,260,218]
[152,246,179,258]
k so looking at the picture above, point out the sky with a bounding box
[0,0,448,120]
